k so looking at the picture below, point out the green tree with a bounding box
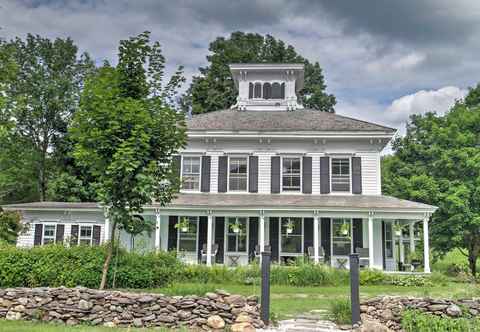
[0,208,24,244]
[383,88,480,276]
[184,32,336,114]
[1,34,94,201]
[71,32,186,289]
[465,83,480,108]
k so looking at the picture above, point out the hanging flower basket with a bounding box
[229,221,244,235]
[175,217,190,233]
[340,222,350,236]
[284,219,295,234]
[393,223,404,237]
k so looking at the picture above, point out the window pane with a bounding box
[282,158,301,191]
[80,226,92,237]
[229,157,247,191]
[226,217,247,252]
[254,83,262,98]
[178,217,198,251]
[44,225,55,237]
[281,236,302,253]
[331,158,350,192]
[332,219,352,255]
[182,157,201,190]
[227,236,237,252]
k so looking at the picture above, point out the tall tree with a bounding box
[382,88,480,276]
[184,32,336,114]
[0,208,24,244]
[2,34,94,201]
[71,32,186,289]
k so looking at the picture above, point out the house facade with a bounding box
[4,63,436,272]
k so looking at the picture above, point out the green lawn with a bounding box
[1,281,478,331]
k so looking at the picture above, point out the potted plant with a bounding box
[175,217,190,233]
[229,221,244,234]
[340,222,350,236]
[393,223,404,237]
[284,219,295,234]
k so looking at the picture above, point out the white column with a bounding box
[368,214,374,268]
[423,216,431,273]
[206,214,213,266]
[104,209,110,243]
[155,210,161,251]
[313,215,320,263]
[259,213,265,252]
[409,222,415,253]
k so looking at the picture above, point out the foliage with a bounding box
[401,309,480,332]
[70,31,187,288]
[382,86,480,277]
[359,269,386,285]
[0,208,24,244]
[329,298,351,325]
[0,244,181,289]
[183,31,336,114]
[388,275,433,287]
[465,83,480,108]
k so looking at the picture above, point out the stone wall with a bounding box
[360,296,480,331]
[0,287,263,331]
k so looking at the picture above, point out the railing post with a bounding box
[349,253,361,327]
[261,251,271,325]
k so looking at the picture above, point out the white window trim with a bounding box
[177,216,199,254]
[278,217,304,257]
[78,224,94,246]
[384,221,394,259]
[330,218,353,257]
[250,81,286,100]
[227,155,249,193]
[281,156,302,193]
[224,217,249,255]
[41,222,57,245]
[330,156,352,194]
[180,155,202,193]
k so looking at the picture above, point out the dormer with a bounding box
[229,63,304,111]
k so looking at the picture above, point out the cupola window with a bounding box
[254,83,262,98]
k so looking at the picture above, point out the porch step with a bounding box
[259,318,348,332]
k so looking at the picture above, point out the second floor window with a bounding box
[229,157,248,191]
[282,157,301,191]
[182,156,201,191]
[43,224,56,245]
[331,158,351,192]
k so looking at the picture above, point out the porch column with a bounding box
[368,212,374,268]
[313,214,319,263]
[103,208,110,243]
[259,212,265,252]
[206,213,213,266]
[423,215,431,273]
[409,222,415,253]
[155,210,161,251]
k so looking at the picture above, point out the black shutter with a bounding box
[173,155,182,191]
[201,156,211,192]
[55,224,64,244]
[321,218,331,261]
[34,224,43,246]
[269,217,279,262]
[248,83,253,99]
[198,217,208,263]
[382,221,386,270]
[271,156,281,193]
[248,217,259,262]
[70,225,79,246]
[320,156,330,194]
[218,156,228,193]
[352,219,363,252]
[303,218,314,255]
[168,216,178,251]
[92,225,101,245]
[352,157,362,194]
[302,156,312,194]
[248,156,258,193]
[215,217,225,264]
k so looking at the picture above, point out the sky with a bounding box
[1,0,479,137]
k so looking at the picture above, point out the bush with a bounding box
[387,275,433,287]
[0,244,182,289]
[360,269,387,285]
[329,298,351,325]
[401,309,480,332]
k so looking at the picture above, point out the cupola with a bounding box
[229,63,304,111]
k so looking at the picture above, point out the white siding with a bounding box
[257,153,273,194]
[358,152,381,195]
[16,222,35,247]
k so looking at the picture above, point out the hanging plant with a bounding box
[229,220,244,234]
[340,222,350,236]
[284,219,295,234]
[175,217,190,232]
[393,223,404,237]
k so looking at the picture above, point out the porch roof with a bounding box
[3,194,436,214]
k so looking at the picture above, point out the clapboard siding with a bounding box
[311,155,321,194]
[209,155,219,193]
[357,152,380,195]
[258,154,272,194]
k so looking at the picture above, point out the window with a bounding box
[280,217,303,254]
[79,225,93,245]
[384,222,393,258]
[178,217,198,252]
[226,217,247,253]
[249,83,253,99]
[331,158,351,192]
[182,156,201,191]
[272,82,283,99]
[282,157,301,191]
[332,219,352,255]
[229,157,248,191]
[254,83,262,98]
[263,83,272,99]
[42,224,56,245]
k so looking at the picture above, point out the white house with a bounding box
[3,63,437,272]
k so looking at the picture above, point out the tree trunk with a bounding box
[38,140,49,202]
[99,219,117,290]
[468,251,478,277]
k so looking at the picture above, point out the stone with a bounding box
[177,310,192,320]
[66,318,78,326]
[225,295,246,307]
[78,299,93,310]
[138,295,155,303]
[382,309,394,320]
[427,304,448,311]
[231,322,255,332]
[446,304,462,317]
[103,321,116,327]
[17,297,29,306]
[360,320,392,332]
[216,289,231,296]
[236,313,253,323]
[206,292,218,300]
[6,311,22,320]
[13,305,26,313]
[133,318,143,327]
[207,315,225,329]
[157,314,176,323]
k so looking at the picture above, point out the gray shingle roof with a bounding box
[187,109,396,133]
[3,194,436,212]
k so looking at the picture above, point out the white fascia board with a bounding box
[187,131,395,139]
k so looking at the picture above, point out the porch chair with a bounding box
[307,246,325,263]
[201,243,219,264]
[356,247,370,268]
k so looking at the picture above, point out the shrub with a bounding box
[387,275,433,287]
[401,309,480,332]
[329,298,351,325]
[360,269,387,285]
